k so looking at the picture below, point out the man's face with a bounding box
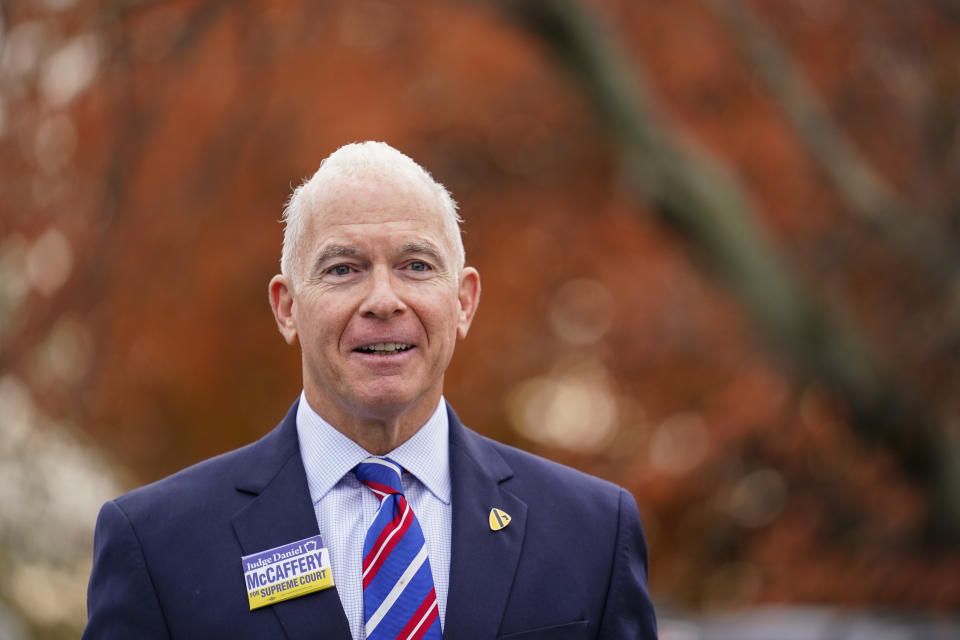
[270,173,480,429]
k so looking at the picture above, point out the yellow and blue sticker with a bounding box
[242,534,334,610]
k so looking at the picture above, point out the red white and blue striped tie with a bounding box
[356,457,442,640]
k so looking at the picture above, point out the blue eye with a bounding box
[409,261,429,272]
[329,264,353,276]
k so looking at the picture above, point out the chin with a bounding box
[352,385,435,418]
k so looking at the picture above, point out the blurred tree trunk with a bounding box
[496,0,960,539]
[930,0,960,26]
[703,0,960,303]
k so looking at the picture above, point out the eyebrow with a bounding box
[400,241,447,269]
[309,245,360,278]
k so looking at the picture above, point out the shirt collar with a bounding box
[296,391,451,505]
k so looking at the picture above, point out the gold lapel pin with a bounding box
[489,508,511,531]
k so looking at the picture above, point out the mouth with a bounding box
[354,342,415,355]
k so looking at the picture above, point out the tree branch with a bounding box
[497,0,960,538]
[704,0,960,294]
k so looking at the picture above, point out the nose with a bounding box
[358,266,406,319]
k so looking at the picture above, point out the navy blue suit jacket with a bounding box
[84,402,657,639]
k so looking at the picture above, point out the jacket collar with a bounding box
[444,403,528,639]
[231,399,352,640]
[229,399,528,640]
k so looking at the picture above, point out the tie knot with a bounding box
[355,456,404,499]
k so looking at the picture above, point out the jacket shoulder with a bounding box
[112,415,297,526]
[467,429,626,510]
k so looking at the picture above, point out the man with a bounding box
[83,142,658,639]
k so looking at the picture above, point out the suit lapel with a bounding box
[444,405,527,640]
[231,401,352,640]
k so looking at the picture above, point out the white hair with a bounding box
[280,141,464,281]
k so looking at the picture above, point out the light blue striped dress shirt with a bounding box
[295,392,451,640]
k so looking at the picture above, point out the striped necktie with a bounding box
[355,457,442,640]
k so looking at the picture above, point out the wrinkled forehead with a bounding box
[313,170,437,215]
[300,171,455,250]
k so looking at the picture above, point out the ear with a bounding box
[268,274,299,345]
[456,267,481,339]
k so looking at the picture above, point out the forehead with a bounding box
[305,173,448,240]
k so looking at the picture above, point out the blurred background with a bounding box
[2,0,960,637]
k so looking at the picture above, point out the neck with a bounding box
[303,390,440,455]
